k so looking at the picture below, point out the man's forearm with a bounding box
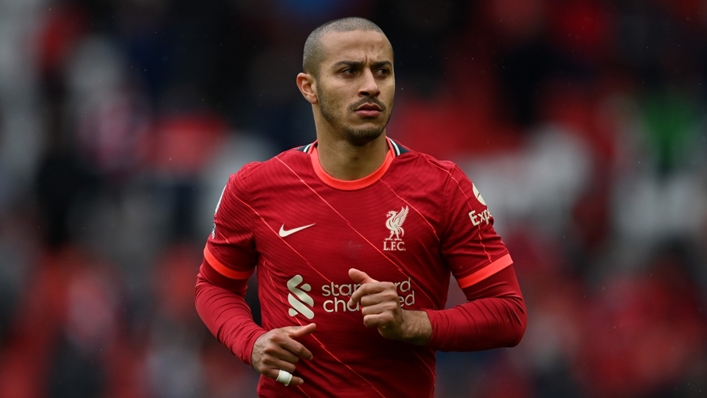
[423,266,527,352]
[424,295,526,351]
[195,263,266,365]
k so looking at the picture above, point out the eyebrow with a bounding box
[332,60,393,69]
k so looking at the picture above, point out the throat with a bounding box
[315,136,390,181]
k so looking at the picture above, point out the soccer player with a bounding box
[195,17,527,397]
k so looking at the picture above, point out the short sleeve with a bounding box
[204,163,260,280]
[440,165,513,289]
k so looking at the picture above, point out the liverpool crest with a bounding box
[384,206,408,251]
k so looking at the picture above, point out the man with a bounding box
[195,17,526,397]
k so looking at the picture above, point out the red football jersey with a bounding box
[204,138,513,397]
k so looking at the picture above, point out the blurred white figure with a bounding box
[0,0,45,192]
[459,126,593,236]
[66,35,150,179]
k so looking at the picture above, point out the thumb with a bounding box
[348,268,378,284]
[285,323,317,339]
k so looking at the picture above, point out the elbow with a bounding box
[504,320,526,347]
[505,300,527,347]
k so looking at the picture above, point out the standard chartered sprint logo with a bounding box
[287,274,416,319]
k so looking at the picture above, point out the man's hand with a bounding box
[348,268,432,345]
[251,323,316,386]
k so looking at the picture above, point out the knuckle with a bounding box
[383,290,398,300]
[291,344,304,355]
[270,333,287,345]
[263,344,278,355]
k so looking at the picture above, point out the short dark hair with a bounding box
[302,17,387,77]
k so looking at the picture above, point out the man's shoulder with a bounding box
[392,139,459,176]
[238,146,310,173]
[228,145,311,185]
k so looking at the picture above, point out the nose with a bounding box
[359,68,380,98]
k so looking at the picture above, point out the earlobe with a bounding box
[296,73,318,105]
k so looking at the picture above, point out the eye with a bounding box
[376,68,391,76]
[340,68,356,75]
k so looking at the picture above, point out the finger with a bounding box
[261,356,298,374]
[362,312,396,328]
[275,336,314,361]
[349,283,381,307]
[285,323,317,339]
[348,268,379,284]
[278,323,316,360]
[264,368,305,387]
[290,375,305,386]
[360,300,398,317]
[271,347,302,364]
[281,340,313,361]
[349,281,392,307]
[261,329,315,361]
[255,338,302,366]
[348,284,371,307]
[359,289,398,308]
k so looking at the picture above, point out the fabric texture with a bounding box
[195,139,526,397]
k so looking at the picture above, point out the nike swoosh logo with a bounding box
[279,223,316,237]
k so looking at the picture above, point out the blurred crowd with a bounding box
[1,0,706,397]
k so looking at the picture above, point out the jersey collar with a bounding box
[301,137,405,190]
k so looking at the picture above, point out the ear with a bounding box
[296,72,318,105]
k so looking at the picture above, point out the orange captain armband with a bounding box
[203,245,254,280]
[456,253,514,289]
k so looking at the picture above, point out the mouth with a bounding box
[353,102,384,118]
[356,103,381,111]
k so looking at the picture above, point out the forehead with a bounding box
[319,30,393,65]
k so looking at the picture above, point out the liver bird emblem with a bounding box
[385,206,409,241]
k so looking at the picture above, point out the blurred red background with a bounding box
[0,0,706,397]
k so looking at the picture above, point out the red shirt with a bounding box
[197,138,524,397]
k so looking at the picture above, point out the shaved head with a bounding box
[303,17,389,78]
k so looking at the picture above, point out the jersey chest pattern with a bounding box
[219,147,501,397]
[249,171,449,331]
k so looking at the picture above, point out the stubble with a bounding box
[316,85,393,147]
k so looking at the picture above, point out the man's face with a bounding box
[313,30,395,146]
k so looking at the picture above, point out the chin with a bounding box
[343,127,385,146]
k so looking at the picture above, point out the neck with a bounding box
[315,132,389,180]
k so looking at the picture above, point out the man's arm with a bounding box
[423,265,526,351]
[348,265,526,350]
[195,259,266,365]
[195,260,316,386]
[426,163,526,351]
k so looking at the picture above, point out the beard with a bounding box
[317,86,393,147]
